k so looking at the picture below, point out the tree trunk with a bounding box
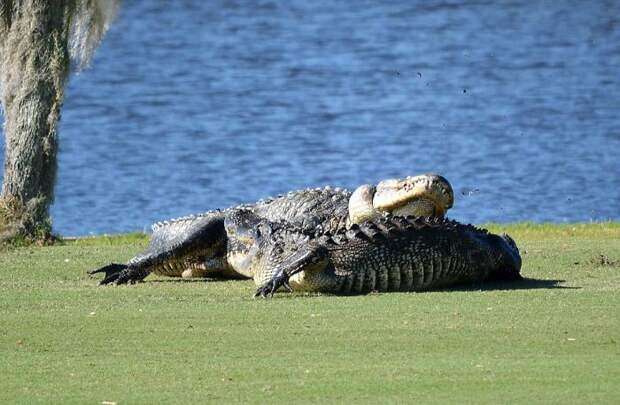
[0,0,71,242]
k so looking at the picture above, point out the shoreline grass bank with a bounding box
[1,223,619,403]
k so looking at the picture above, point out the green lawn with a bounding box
[1,223,619,404]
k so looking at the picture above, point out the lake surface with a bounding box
[1,0,619,236]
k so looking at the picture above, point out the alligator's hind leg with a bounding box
[111,266,151,285]
[88,263,127,284]
[89,263,149,285]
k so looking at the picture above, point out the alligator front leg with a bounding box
[89,264,149,285]
[254,268,293,297]
[254,245,329,298]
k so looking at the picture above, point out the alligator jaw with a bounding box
[348,174,455,225]
[372,173,454,217]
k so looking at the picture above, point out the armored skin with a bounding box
[223,211,522,296]
[89,174,454,285]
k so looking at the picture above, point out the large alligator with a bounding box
[222,210,522,297]
[89,174,454,285]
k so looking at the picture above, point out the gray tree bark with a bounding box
[0,0,70,242]
[0,0,119,243]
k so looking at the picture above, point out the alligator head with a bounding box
[348,173,454,224]
[484,232,523,281]
[224,209,318,284]
[223,209,266,278]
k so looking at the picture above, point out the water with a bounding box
[1,0,619,236]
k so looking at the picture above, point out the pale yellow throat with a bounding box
[348,184,381,225]
[348,183,442,226]
[391,198,437,217]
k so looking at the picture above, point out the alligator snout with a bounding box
[492,233,523,281]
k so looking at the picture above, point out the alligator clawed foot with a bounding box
[254,269,291,298]
[88,263,127,285]
[282,281,293,293]
[88,264,139,285]
[112,269,135,285]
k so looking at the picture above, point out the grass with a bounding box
[1,223,619,404]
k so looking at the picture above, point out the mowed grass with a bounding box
[1,223,619,404]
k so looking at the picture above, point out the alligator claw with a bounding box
[89,264,140,285]
[113,269,134,285]
[89,263,126,277]
[100,272,120,285]
[254,269,291,298]
[89,264,127,285]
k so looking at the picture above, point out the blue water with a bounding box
[1,0,619,236]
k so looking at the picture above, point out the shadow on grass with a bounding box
[444,278,577,292]
[265,278,577,299]
[146,277,248,284]
[138,278,576,298]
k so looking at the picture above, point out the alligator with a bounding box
[222,210,522,297]
[89,174,454,285]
